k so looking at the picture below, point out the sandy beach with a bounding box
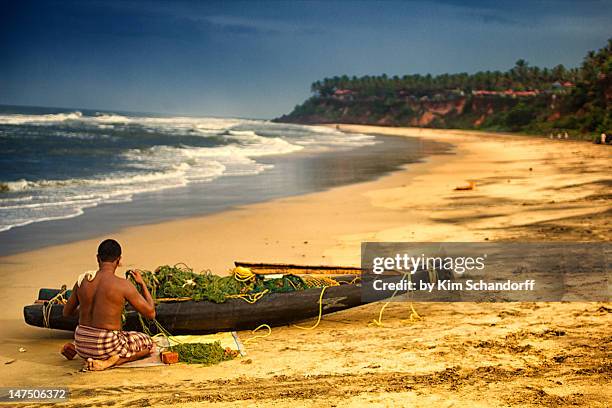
[0,125,610,407]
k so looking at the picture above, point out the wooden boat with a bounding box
[24,263,367,334]
[234,261,362,275]
[23,262,434,334]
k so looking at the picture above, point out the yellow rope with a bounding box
[240,285,329,346]
[369,301,422,327]
[243,324,272,344]
[407,303,422,322]
[155,297,192,302]
[226,289,270,304]
[241,282,337,344]
[287,278,300,290]
[233,266,256,282]
[348,276,361,285]
[369,300,391,327]
[223,267,268,303]
[293,286,329,330]
[238,278,340,344]
[368,273,422,327]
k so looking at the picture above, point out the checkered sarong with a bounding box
[74,325,153,360]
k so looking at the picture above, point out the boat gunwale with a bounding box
[234,261,362,274]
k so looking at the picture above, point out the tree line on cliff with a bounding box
[277,39,611,137]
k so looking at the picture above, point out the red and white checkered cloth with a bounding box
[74,324,153,360]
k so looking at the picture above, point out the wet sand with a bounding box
[0,125,610,407]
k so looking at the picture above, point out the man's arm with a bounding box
[63,283,79,317]
[124,270,156,320]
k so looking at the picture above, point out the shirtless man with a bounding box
[62,239,156,371]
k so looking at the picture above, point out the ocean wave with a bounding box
[0,111,83,125]
[0,111,375,149]
[0,209,87,232]
[0,195,34,203]
[92,113,131,123]
[1,197,102,210]
[0,111,253,131]
[0,114,380,233]
[0,166,209,193]
[89,114,250,131]
[121,133,302,178]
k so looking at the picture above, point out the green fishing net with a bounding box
[129,264,311,304]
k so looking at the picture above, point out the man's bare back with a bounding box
[69,268,155,330]
[62,239,155,370]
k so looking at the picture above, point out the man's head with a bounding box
[97,239,122,266]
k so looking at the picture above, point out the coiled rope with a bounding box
[232,266,257,282]
[42,286,67,329]
[243,324,272,344]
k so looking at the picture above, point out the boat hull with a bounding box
[23,283,364,334]
[23,262,444,334]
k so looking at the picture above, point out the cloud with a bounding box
[200,15,323,36]
[471,12,521,26]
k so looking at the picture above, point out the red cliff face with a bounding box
[276,92,567,133]
[410,98,468,126]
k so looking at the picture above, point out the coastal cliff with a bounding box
[277,40,611,137]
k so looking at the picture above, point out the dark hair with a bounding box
[97,239,122,262]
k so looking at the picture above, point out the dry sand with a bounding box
[0,125,610,407]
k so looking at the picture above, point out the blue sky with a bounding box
[1,0,610,119]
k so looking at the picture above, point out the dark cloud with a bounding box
[0,0,609,118]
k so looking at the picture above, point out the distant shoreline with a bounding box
[276,119,602,142]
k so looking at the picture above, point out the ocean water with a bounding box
[0,106,377,233]
[0,105,450,255]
